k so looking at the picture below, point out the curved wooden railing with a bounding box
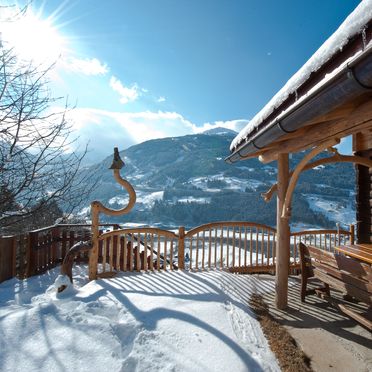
[184,222,277,272]
[97,227,179,276]
[0,222,356,284]
[290,227,354,265]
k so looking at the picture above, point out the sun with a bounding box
[1,4,69,65]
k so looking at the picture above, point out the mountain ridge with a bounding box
[77,131,355,230]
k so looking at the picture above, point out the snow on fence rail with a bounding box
[0,222,355,283]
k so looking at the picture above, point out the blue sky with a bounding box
[2,0,360,162]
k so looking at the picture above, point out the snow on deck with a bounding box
[230,0,372,151]
[0,266,281,372]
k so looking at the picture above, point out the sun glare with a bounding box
[2,6,68,65]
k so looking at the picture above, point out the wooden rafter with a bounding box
[258,99,372,164]
[281,138,340,219]
[262,151,372,202]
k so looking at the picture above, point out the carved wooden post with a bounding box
[276,153,290,309]
[89,148,136,280]
[178,226,185,269]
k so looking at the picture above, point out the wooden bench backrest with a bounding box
[299,243,372,305]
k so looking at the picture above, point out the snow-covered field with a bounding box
[0,266,281,372]
[307,194,355,227]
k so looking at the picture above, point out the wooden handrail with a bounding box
[98,227,178,240]
[290,229,351,236]
[185,221,276,238]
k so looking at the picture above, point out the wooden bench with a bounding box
[299,243,372,330]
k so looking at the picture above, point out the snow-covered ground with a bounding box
[0,266,281,372]
[307,194,355,227]
[109,191,164,209]
[188,175,266,192]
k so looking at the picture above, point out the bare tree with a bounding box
[0,45,94,234]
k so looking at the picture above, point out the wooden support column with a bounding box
[275,153,290,309]
[353,131,372,244]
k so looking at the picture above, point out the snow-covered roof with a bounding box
[230,0,372,152]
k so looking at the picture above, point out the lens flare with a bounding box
[1,5,69,65]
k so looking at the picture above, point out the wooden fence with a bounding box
[0,222,355,283]
[184,222,277,272]
[0,224,118,283]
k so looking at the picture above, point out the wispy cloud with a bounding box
[63,107,249,163]
[193,119,249,134]
[110,76,140,104]
[157,96,166,102]
[63,57,109,75]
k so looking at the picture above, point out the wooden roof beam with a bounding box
[258,100,372,164]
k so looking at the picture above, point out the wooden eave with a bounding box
[227,21,372,164]
[257,96,372,163]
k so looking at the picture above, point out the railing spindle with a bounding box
[202,230,205,269]
[195,232,199,270]
[220,226,223,269]
[208,228,212,269]
[150,234,154,271]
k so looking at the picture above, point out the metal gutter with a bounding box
[226,36,372,164]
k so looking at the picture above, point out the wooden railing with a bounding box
[184,222,277,273]
[0,224,118,283]
[290,227,354,266]
[0,222,355,283]
[97,228,179,276]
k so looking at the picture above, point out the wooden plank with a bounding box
[226,227,230,267]
[335,244,372,264]
[250,228,253,266]
[129,239,134,272]
[338,304,372,331]
[110,236,114,272]
[314,262,372,292]
[143,233,148,271]
[150,233,154,271]
[214,228,218,268]
[244,227,247,267]
[208,228,212,269]
[315,290,372,330]
[232,227,236,267]
[123,236,127,271]
[238,226,242,267]
[202,230,205,269]
[313,268,371,305]
[136,232,141,272]
[0,236,16,283]
[157,237,161,271]
[229,264,277,274]
[259,100,372,163]
[307,245,372,280]
[220,225,223,269]
[189,236,193,270]
[195,232,199,270]
[169,238,173,271]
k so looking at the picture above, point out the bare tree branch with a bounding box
[0,44,96,234]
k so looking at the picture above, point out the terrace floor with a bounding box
[255,275,372,372]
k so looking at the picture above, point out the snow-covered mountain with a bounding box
[77,131,355,230]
